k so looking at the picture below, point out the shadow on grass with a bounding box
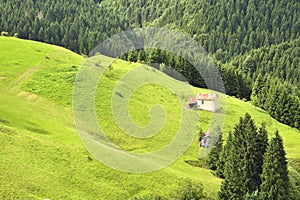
[0,126,16,135]
[184,159,209,169]
[25,125,50,135]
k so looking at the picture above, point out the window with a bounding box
[202,100,204,104]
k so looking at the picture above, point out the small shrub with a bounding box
[0,126,16,135]
[105,71,114,79]
[132,195,166,200]
[172,178,207,200]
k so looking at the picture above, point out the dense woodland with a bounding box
[230,39,300,129]
[207,114,297,199]
[1,0,298,129]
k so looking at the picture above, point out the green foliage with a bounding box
[260,131,289,200]
[245,191,263,200]
[5,1,300,54]
[216,131,232,179]
[123,48,252,99]
[219,113,268,199]
[251,74,264,108]
[234,39,300,129]
[1,0,298,83]
[256,124,269,176]
[288,168,300,200]
[1,0,299,128]
[172,179,207,200]
[132,195,166,200]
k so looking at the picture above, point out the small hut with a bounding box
[196,93,218,112]
[200,132,211,148]
[188,97,197,109]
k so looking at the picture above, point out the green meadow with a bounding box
[0,36,299,199]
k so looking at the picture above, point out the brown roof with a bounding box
[197,93,218,101]
[203,132,211,138]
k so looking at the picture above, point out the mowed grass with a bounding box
[0,37,300,199]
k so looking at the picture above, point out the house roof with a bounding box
[197,93,218,101]
[203,132,211,138]
[188,97,197,104]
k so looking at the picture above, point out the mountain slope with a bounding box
[0,37,300,199]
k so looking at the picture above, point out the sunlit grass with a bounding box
[0,37,299,199]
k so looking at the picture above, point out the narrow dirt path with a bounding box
[9,66,41,94]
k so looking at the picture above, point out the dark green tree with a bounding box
[260,130,289,199]
[255,123,268,180]
[219,131,245,199]
[245,191,263,200]
[219,115,250,199]
[216,131,232,178]
[251,74,264,108]
[219,113,268,199]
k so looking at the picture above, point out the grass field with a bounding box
[0,36,299,199]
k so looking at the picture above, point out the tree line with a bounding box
[207,113,299,199]
[0,0,299,129]
[121,49,252,99]
[232,39,300,129]
[1,0,299,62]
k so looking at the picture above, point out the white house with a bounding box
[196,93,218,112]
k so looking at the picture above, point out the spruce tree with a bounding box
[241,113,262,193]
[219,113,267,199]
[251,74,264,108]
[216,131,232,178]
[260,130,289,199]
[255,123,268,183]
[219,116,248,199]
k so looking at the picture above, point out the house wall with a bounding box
[197,100,217,112]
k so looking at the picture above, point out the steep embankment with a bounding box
[0,37,299,199]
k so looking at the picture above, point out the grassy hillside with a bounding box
[0,36,299,199]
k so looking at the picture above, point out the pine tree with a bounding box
[242,113,261,193]
[260,130,289,199]
[219,113,268,199]
[137,50,146,62]
[216,131,232,178]
[219,116,249,199]
[255,124,268,181]
[219,128,245,199]
[251,74,264,108]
